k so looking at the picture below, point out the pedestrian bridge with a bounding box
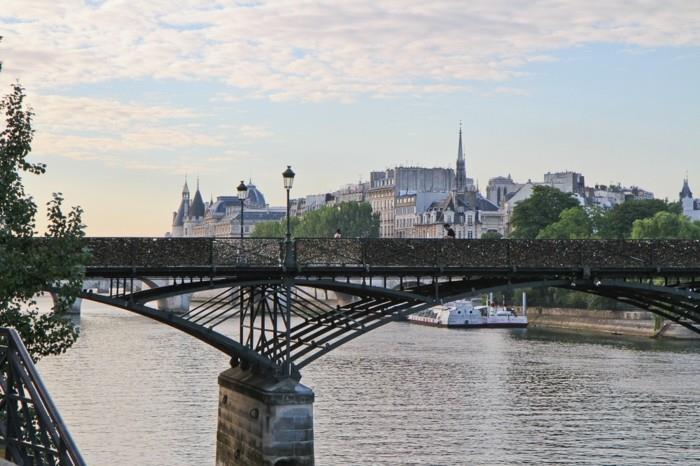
[75,237,700,379]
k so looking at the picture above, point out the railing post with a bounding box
[361,238,368,269]
[506,240,511,269]
[129,237,136,268]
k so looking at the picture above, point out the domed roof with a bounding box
[245,184,266,208]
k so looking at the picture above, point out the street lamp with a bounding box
[237,180,248,239]
[282,166,295,241]
[281,165,295,378]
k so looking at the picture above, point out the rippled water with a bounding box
[36,299,700,465]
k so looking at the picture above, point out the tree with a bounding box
[253,202,379,238]
[0,83,88,360]
[479,231,503,240]
[597,199,676,239]
[510,186,580,239]
[630,211,700,239]
[250,216,298,238]
[537,207,593,239]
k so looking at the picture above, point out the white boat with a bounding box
[408,296,528,329]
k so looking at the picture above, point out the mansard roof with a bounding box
[230,211,286,222]
[210,196,239,215]
[476,196,499,211]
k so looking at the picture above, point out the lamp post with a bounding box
[282,165,295,241]
[281,165,295,377]
[237,180,248,239]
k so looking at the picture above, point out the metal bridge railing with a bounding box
[83,237,700,270]
[0,328,86,466]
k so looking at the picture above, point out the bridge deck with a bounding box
[83,238,700,276]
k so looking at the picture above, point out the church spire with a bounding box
[455,122,467,193]
[680,176,693,200]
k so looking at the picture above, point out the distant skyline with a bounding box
[1,1,698,235]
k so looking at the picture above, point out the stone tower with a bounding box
[171,178,190,237]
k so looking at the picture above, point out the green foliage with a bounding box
[250,216,299,238]
[252,201,379,238]
[597,199,676,239]
[537,207,593,239]
[0,83,88,360]
[514,287,632,310]
[510,186,579,239]
[631,211,700,239]
[479,231,503,240]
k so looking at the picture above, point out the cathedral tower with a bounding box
[455,123,467,193]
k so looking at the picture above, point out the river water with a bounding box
[36,298,700,465]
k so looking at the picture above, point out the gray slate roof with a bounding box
[680,179,693,199]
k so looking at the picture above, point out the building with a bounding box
[486,175,523,207]
[544,171,586,196]
[414,188,503,238]
[410,127,504,239]
[332,182,369,205]
[586,184,655,209]
[368,179,396,238]
[394,192,451,238]
[170,179,285,237]
[680,178,700,221]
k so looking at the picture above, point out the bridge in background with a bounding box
[80,237,700,378]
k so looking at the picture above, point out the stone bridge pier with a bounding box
[216,368,315,466]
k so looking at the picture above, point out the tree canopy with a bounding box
[510,186,580,239]
[631,211,700,239]
[0,83,88,360]
[252,201,379,238]
[536,207,593,239]
[597,199,677,239]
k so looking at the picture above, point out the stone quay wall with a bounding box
[528,307,699,339]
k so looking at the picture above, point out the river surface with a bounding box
[36,298,700,465]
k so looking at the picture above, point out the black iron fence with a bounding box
[0,328,85,466]
[83,237,700,270]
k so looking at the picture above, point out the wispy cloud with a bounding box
[2,1,698,102]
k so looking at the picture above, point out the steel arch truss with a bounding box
[78,273,700,381]
[81,277,435,377]
[558,279,700,334]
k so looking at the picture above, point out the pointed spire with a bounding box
[196,176,200,192]
[182,174,190,195]
[455,122,467,193]
[457,121,464,161]
[680,176,693,200]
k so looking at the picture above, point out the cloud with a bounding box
[29,95,200,133]
[24,95,224,168]
[1,1,698,102]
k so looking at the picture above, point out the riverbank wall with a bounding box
[527,307,699,339]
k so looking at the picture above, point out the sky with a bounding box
[1,1,699,236]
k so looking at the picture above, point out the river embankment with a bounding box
[528,307,699,339]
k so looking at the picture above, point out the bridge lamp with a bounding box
[237,180,248,239]
[282,166,295,241]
